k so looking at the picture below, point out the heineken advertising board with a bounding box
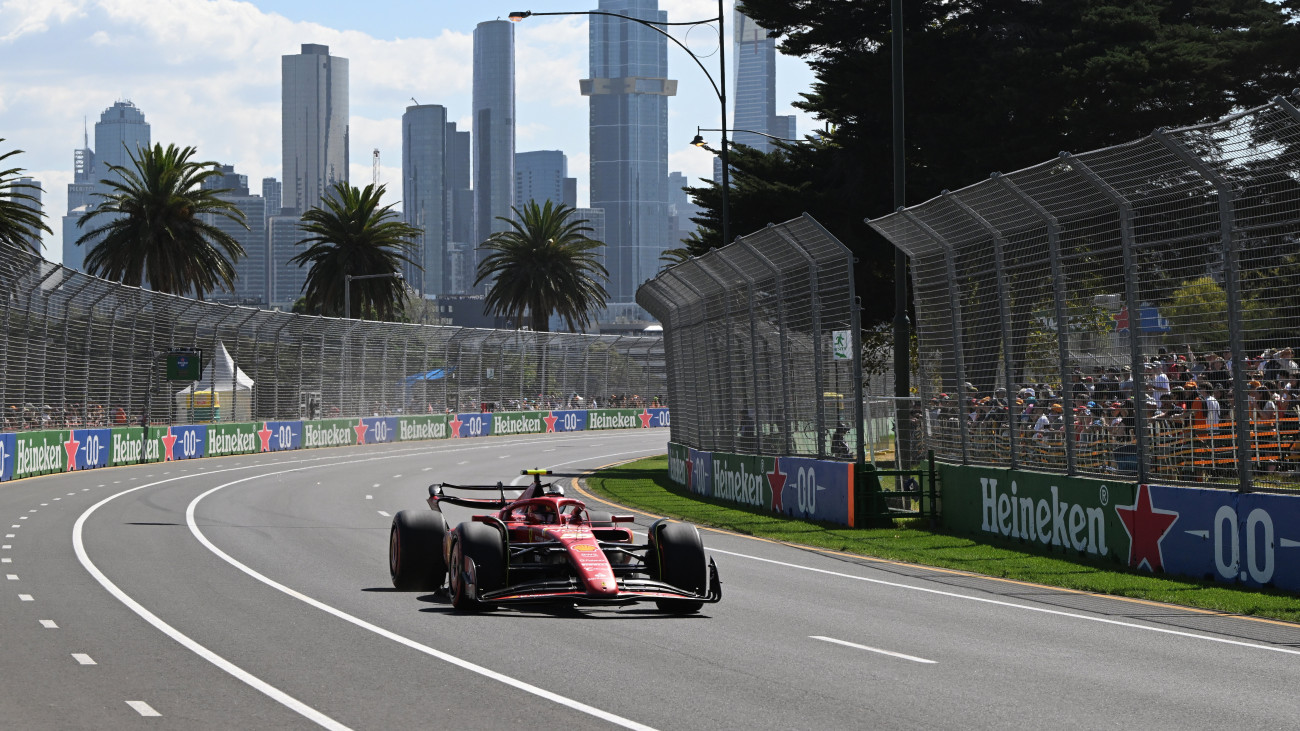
[206,423,259,458]
[491,411,546,437]
[70,428,112,470]
[449,413,493,439]
[548,410,587,432]
[301,418,365,449]
[360,416,398,444]
[645,407,670,428]
[397,415,448,441]
[587,409,641,431]
[668,443,855,526]
[667,442,689,488]
[940,464,1135,563]
[169,425,207,460]
[261,421,302,451]
[13,430,68,479]
[108,428,147,466]
[0,432,16,481]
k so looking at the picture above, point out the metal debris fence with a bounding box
[868,94,1300,492]
[636,214,864,461]
[0,244,666,430]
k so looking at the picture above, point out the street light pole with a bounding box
[891,0,911,466]
[510,1,729,246]
[344,272,404,320]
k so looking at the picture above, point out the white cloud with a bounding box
[0,0,86,42]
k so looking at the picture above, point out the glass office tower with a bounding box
[473,20,515,291]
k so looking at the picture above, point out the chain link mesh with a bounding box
[637,214,862,460]
[0,244,666,430]
[870,94,1300,491]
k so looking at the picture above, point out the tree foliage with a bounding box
[694,0,1300,326]
[76,143,246,298]
[475,200,609,333]
[0,140,51,255]
[290,182,421,320]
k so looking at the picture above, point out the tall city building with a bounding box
[515,150,576,210]
[402,104,448,296]
[667,170,701,247]
[64,102,150,271]
[715,9,796,182]
[282,44,349,214]
[9,177,43,253]
[473,20,515,289]
[202,165,267,305]
[584,0,676,306]
[261,178,282,224]
[446,121,474,280]
[269,208,306,308]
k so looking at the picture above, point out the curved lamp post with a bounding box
[510,2,731,247]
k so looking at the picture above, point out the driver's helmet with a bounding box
[531,504,557,524]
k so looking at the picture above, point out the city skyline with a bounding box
[1,1,813,264]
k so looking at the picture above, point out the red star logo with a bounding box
[354,417,369,445]
[767,457,788,513]
[257,422,273,452]
[638,409,653,428]
[1112,306,1131,333]
[1115,484,1179,571]
[161,428,178,462]
[543,411,558,433]
[448,414,463,438]
[686,454,693,492]
[63,432,80,472]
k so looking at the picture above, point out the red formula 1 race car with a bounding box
[388,470,721,613]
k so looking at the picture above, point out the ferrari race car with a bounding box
[388,470,722,613]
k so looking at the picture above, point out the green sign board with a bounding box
[166,350,202,381]
[492,411,546,436]
[108,427,146,467]
[939,464,1136,562]
[302,418,362,449]
[711,451,775,509]
[14,430,68,479]
[587,409,640,430]
[206,422,259,457]
[397,415,449,441]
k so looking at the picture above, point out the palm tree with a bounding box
[76,143,246,298]
[475,200,609,333]
[291,182,421,320]
[0,140,52,255]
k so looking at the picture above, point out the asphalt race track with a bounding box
[3,429,1300,729]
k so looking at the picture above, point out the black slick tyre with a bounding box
[449,521,507,610]
[648,521,707,613]
[389,510,448,591]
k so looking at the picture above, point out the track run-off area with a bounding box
[3,429,1299,729]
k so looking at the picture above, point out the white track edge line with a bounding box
[810,635,936,664]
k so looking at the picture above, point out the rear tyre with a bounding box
[648,521,707,613]
[449,522,507,610]
[389,510,448,591]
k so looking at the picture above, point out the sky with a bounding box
[0,0,817,264]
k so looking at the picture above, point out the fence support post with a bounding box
[994,176,1077,475]
[1153,130,1253,492]
[772,226,829,459]
[1067,155,1151,484]
[666,271,724,452]
[900,210,971,465]
[739,240,797,456]
[946,188,1018,469]
[715,256,766,456]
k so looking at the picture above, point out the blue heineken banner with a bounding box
[259,421,302,452]
[546,410,588,433]
[1138,484,1300,593]
[449,412,493,439]
[667,442,689,488]
[770,456,853,526]
[644,407,670,428]
[0,432,14,481]
[71,428,112,470]
[687,447,713,497]
[360,416,398,444]
[169,424,208,461]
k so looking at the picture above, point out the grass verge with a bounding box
[585,456,1300,624]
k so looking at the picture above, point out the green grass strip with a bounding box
[585,456,1300,624]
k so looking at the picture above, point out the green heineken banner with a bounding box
[301,418,365,449]
[397,414,449,441]
[939,464,1136,563]
[144,426,171,463]
[14,430,68,479]
[587,409,640,430]
[710,452,774,509]
[206,422,259,457]
[108,427,145,467]
[491,411,546,437]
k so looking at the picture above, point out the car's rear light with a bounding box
[612,515,636,523]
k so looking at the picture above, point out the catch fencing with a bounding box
[0,244,666,430]
[868,94,1300,492]
[636,214,864,461]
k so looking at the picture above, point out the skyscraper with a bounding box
[282,44,349,214]
[446,121,474,273]
[10,177,42,252]
[715,8,795,183]
[402,104,448,296]
[667,170,700,247]
[64,101,150,271]
[202,166,267,305]
[584,0,676,305]
[269,208,306,308]
[261,178,282,221]
[515,150,575,210]
[473,20,515,289]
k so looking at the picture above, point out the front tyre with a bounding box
[448,522,506,610]
[648,521,707,613]
[389,510,448,591]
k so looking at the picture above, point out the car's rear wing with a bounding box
[426,482,529,509]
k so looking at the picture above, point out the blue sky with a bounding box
[0,0,815,263]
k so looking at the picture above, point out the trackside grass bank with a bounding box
[584,456,1300,624]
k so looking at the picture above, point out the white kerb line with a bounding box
[811,636,936,664]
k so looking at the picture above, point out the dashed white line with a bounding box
[811,636,937,664]
[126,701,161,717]
[392,474,402,478]
[457,460,468,465]
[28,509,37,513]
[377,511,391,517]
[2,544,10,548]
[40,619,57,628]
[10,525,20,529]
[2,559,10,564]
[372,483,381,488]
[6,574,17,580]
[52,497,61,501]
[67,493,76,496]
[72,654,96,665]
[4,533,13,537]
[422,467,432,471]
[39,503,48,506]
[18,594,32,601]
[365,495,373,500]
[19,516,28,520]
